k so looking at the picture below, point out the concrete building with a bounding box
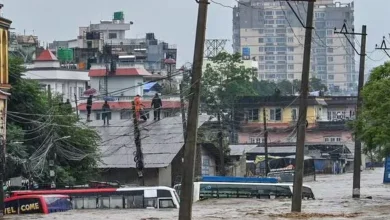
[23,50,89,106]
[235,96,357,144]
[93,115,218,186]
[0,5,12,151]
[233,0,356,94]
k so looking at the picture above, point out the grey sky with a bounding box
[2,0,389,71]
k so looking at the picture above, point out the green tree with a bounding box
[201,52,257,112]
[252,79,276,96]
[309,77,328,92]
[353,62,390,158]
[7,57,100,186]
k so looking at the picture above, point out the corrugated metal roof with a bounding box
[90,115,213,168]
[248,146,296,154]
[229,144,257,156]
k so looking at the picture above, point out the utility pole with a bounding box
[74,93,79,119]
[217,113,225,176]
[375,36,390,58]
[179,82,187,141]
[284,0,315,213]
[132,101,144,186]
[335,24,367,199]
[263,108,269,175]
[178,0,209,219]
[47,85,52,106]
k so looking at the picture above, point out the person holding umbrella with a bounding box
[86,95,93,122]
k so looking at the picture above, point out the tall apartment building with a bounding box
[233,0,356,94]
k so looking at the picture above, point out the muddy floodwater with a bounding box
[5,168,390,220]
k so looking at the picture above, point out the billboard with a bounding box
[242,47,250,60]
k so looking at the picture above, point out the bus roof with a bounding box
[6,194,69,201]
[11,188,117,195]
[175,182,312,189]
[116,186,174,191]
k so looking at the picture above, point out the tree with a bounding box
[7,57,101,186]
[201,52,257,112]
[353,62,390,158]
[309,77,327,92]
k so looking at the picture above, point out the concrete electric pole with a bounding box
[178,0,209,219]
[335,24,367,199]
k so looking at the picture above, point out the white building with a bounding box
[23,50,90,107]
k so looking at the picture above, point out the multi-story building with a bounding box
[233,0,356,94]
[235,95,356,144]
[23,49,90,107]
[0,4,12,150]
[48,12,177,76]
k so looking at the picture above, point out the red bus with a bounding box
[5,194,72,215]
[11,186,180,209]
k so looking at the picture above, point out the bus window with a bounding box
[275,186,292,197]
[44,197,72,213]
[125,194,143,209]
[73,197,84,209]
[110,196,123,209]
[98,197,110,209]
[144,198,157,208]
[18,198,43,214]
[157,189,172,198]
[83,197,97,209]
[158,199,175,209]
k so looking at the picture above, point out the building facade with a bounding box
[0,6,12,167]
[235,96,356,144]
[233,0,356,94]
[23,50,89,107]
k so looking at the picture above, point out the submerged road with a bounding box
[6,168,390,220]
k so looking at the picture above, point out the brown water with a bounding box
[5,168,390,219]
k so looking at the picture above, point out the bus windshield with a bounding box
[44,196,72,212]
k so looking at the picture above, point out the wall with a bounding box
[158,165,172,186]
[90,76,143,97]
[99,168,159,186]
[24,70,89,105]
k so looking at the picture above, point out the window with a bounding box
[247,109,259,121]
[288,64,294,70]
[327,48,333,53]
[328,56,333,62]
[249,137,264,143]
[288,47,294,52]
[328,65,334,71]
[259,47,264,52]
[259,29,264,34]
[288,37,294,43]
[288,55,294,61]
[291,108,298,120]
[265,11,273,15]
[258,38,264,43]
[108,33,117,39]
[78,87,84,98]
[326,29,333,36]
[202,155,210,176]
[328,75,334,80]
[324,137,341,142]
[159,199,175,209]
[110,196,123,209]
[124,191,144,208]
[270,108,282,121]
[259,56,264,61]
[120,110,131,119]
[288,74,294,79]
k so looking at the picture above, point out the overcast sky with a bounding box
[2,0,389,71]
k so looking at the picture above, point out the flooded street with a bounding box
[6,168,390,220]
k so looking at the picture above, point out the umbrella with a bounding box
[83,88,98,96]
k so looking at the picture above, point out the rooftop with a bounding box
[35,50,58,62]
[89,115,213,168]
[78,100,182,111]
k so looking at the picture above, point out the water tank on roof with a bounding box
[146,33,155,40]
[57,48,73,62]
[113,11,124,20]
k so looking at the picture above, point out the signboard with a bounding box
[383,156,390,183]
[242,47,250,60]
[5,198,42,215]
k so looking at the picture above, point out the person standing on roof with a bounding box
[134,95,145,121]
[87,95,93,122]
[151,93,162,121]
[102,101,110,126]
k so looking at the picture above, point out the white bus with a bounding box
[174,182,315,202]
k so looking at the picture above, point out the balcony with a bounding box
[315,119,351,131]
